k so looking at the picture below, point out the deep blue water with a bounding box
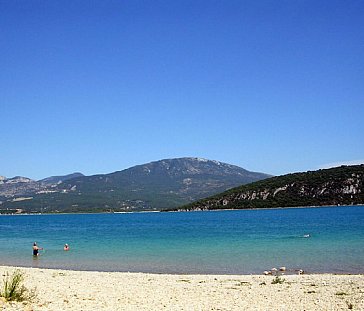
[0,205,363,274]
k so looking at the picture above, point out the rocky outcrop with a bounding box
[177,165,364,211]
[0,173,83,199]
[0,176,41,198]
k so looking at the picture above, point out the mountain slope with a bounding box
[1,158,270,213]
[0,173,84,200]
[174,165,364,211]
[40,172,84,185]
[59,157,270,199]
[0,176,41,199]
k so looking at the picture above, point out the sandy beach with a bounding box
[0,266,363,310]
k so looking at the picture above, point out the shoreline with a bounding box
[176,203,364,212]
[1,203,363,216]
[1,265,363,310]
[2,262,363,276]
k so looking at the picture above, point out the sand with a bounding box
[0,266,363,310]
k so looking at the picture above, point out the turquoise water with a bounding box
[0,205,363,274]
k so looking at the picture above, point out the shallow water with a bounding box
[1,205,363,274]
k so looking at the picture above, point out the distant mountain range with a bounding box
[0,173,84,199]
[174,165,364,211]
[0,158,270,213]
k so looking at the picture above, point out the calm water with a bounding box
[0,205,363,274]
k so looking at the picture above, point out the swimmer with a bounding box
[303,234,310,238]
[32,242,43,256]
[63,243,70,251]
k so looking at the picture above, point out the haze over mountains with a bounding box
[0,158,270,213]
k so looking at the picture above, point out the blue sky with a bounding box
[1,0,363,180]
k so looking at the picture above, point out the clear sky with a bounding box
[1,0,363,180]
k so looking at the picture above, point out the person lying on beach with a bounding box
[32,242,43,256]
[63,244,70,251]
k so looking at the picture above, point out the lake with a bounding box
[0,205,363,274]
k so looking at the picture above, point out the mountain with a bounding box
[40,172,84,185]
[0,158,270,213]
[174,165,364,211]
[0,176,41,199]
[0,173,84,201]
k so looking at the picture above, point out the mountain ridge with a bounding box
[40,172,84,185]
[0,158,270,213]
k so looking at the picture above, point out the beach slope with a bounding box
[0,266,363,310]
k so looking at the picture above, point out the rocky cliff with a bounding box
[176,165,364,211]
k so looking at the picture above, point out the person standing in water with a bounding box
[32,242,43,256]
[63,244,70,251]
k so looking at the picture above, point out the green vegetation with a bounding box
[0,209,18,214]
[271,276,285,284]
[176,165,364,211]
[0,270,35,302]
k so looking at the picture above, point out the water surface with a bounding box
[0,205,363,274]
